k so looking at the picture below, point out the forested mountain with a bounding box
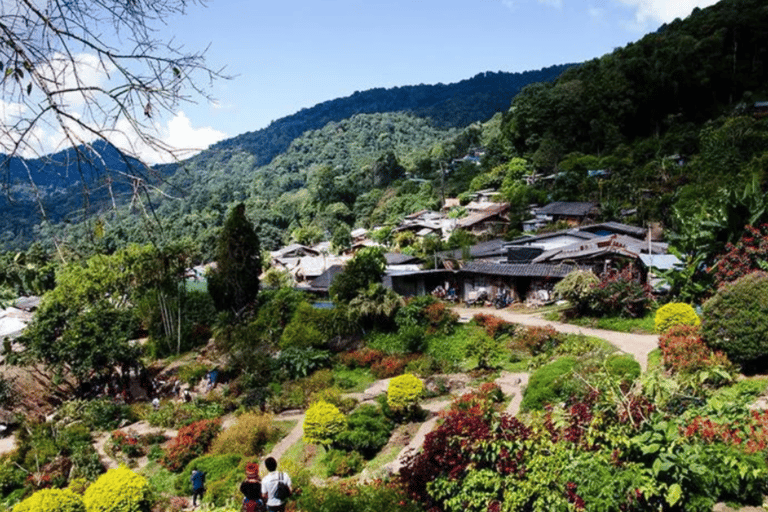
[43,113,469,257]
[0,67,570,252]
[200,66,572,169]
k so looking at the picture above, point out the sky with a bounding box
[4,0,723,163]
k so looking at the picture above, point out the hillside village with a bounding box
[266,194,678,306]
[4,0,768,511]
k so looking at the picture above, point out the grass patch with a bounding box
[140,461,178,497]
[332,366,376,392]
[560,312,656,334]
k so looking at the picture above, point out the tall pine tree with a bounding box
[208,204,261,318]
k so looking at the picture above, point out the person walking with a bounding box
[240,462,264,512]
[190,466,206,507]
[261,457,292,512]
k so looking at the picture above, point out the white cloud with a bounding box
[616,0,720,27]
[156,111,228,162]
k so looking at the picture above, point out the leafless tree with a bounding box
[0,0,224,193]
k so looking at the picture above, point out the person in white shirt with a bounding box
[261,457,292,512]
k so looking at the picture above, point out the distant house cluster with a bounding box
[255,198,680,307]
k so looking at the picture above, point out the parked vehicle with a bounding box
[465,288,488,307]
[494,289,512,309]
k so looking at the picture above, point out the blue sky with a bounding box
[33,0,724,162]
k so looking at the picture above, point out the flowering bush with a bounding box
[160,419,221,472]
[370,354,418,378]
[82,466,150,512]
[702,271,768,366]
[13,488,85,512]
[513,325,564,355]
[110,431,142,458]
[589,267,653,318]
[338,348,385,369]
[654,302,700,333]
[712,224,768,286]
[303,400,346,447]
[659,325,732,380]
[386,373,424,413]
[472,313,516,338]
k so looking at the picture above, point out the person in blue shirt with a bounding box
[190,467,206,507]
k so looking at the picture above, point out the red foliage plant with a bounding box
[160,418,221,472]
[712,224,768,287]
[370,354,419,378]
[422,302,459,334]
[591,267,653,318]
[683,410,768,454]
[338,348,385,369]
[514,325,563,355]
[472,313,516,338]
[399,385,531,507]
[658,325,730,375]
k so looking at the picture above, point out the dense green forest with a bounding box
[0,66,569,252]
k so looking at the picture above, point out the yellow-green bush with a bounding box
[387,373,424,412]
[83,466,150,512]
[654,302,700,333]
[303,400,346,447]
[13,488,85,512]
[209,412,277,456]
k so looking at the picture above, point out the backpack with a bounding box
[274,472,290,501]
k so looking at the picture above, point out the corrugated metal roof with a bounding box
[532,234,668,263]
[537,201,597,217]
[462,261,581,278]
[639,254,682,270]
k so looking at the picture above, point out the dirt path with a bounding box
[453,306,658,371]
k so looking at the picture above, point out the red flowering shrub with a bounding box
[590,267,653,318]
[338,348,385,369]
[659,325,730,374]
[110,430,142,458]
[422,302,459,334]
[513,325,564,355]
[399,387,531,506]
[370,354,419,378]
[472,313,516,338]
[682,410,768,454]
[160,419,221,472]
[713,224,768,287]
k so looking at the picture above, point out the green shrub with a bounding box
[334,404,394,458]
[654,302,700,333]
[0,455,25,495]
[82,466,150,512]
[209,412,278,456]
[56,399,136,431]
[702,271,768,366]
[293,480,422,512]
[175,453,243,496]
[604,354,641,385]
[553,269,599,314]
[146,399,224,429]
[177,363,209,387]
[277,348,331,379]
[387,373,424,413]
[303,401,346,447]
[13,488,85,512]
[323,449,364,477]
[521,357,578,411]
